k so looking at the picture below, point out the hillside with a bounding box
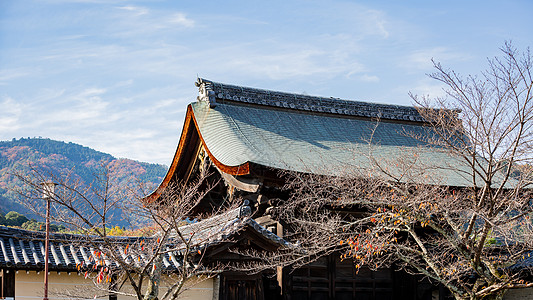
[0,137,168,227]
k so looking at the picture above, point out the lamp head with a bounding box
[40,181,57,199]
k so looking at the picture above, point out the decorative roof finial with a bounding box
[196,78,217,108]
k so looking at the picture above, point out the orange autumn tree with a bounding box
[275,42,533,300]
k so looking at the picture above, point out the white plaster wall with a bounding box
[16,272,111,300]
[174,277,214,300]
[15,272,214,300]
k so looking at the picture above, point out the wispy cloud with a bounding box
[401,47,471,71]
[43,0,126,3]
[111,5,196,39]
[168,13,195,28]
[407,78,447,99]
[53,88,113,123]
[1,0,531,164]
[0,97,25,133]
[0,68,33,83]
[361,9,390,39]
[117,5,149,16]
[358,74,380,83]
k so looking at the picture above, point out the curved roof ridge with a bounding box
[196,78,425,122]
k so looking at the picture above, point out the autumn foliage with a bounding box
[275,43,533,300]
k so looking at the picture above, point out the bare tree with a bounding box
[272,42,533,300]
[14,162,234,300]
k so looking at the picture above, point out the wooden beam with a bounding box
[220,172,261,192]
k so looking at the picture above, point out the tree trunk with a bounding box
[144,255,162,300]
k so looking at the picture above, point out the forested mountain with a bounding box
[0,138,168,227]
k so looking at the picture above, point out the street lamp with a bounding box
[40,181,56,300]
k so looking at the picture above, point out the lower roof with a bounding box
[0,205,288,271]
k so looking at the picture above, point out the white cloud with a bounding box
[408,78,447,99]
[44,0,126,3]
[117,6,149,16]
[0,68,32,83]
[363,9,390,39]
[32,88,67,105]
[357,74,380,83]
[58,35,87,41]
[195,41,366,81]
[23,81,191,165]
[402,47,471,71]
[168,13,195,28]
[45,88,113,124]
[77,87,107,98]
[0,97,25,133]
[114,79,134,88]
[154,98,181,109]
[110,6,195,39]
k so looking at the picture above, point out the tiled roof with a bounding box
[0,205,288,271]
[196,78,425,122]
[173,204,291,250]
[507,252,533,270]
[191,79,481,186]
[0,226,114,271]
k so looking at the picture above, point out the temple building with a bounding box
[146,78,468,300]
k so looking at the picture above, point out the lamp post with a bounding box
[40,181,56,300]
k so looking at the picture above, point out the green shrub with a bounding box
[21,219,67,232]
[5,211,29,226]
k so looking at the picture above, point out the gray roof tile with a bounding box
[192,100,476,186]
[0,205,289,271]
[192,79,498,187]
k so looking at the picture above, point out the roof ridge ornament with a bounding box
[196,78,217,108]
[196,78,426,122]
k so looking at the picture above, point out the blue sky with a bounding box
[1,0,532,166]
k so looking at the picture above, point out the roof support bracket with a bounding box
[220,172,261,193]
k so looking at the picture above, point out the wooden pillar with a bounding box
[109,274,118,300]
[212,275,220,300]
[1,269,15,299]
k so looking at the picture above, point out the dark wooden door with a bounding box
[286,255,393,300]
[221,274,265,300]
[1,269,15,299]
[226,279,256,299]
